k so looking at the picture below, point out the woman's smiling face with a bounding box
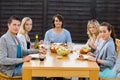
[99,26,111,41]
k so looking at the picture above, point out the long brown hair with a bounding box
[101,22,116,51]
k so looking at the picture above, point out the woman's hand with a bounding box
[87,55,96,62]
[88,39,94,47]
[39,40,44,44]
[87,52,96,57]
[88,39,97,50]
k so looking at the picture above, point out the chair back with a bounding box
[116,39,120,59]
[0,72,22,80]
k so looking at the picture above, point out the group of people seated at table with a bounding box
[0,14,120,80]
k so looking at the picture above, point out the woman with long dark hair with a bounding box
[87,22,116,78]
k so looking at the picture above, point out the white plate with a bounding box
[83,55,89,59]
[76,55,89,60]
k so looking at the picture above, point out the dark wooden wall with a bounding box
[0,0,120,43]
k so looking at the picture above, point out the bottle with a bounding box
[34,34,39,49]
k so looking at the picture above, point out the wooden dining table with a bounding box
[22,44,100,80]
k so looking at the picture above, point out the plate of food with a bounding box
[76,54,89,60]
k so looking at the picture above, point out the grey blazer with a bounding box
[95,37,116,71]
[0,31,38,77]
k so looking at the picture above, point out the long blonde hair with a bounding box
[87,19,100,41]
[18,17,32,41]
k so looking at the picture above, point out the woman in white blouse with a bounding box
[17,17,32,49]
[86,19,100,52]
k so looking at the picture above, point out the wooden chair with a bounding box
[116,39,120,59]
[0,72,22,80]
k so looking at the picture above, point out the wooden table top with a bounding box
[23,44,99,71]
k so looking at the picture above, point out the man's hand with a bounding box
[38,46,47,55]
[22,56,32,62]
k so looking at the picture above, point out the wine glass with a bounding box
[45,41,50,50]
[67,42,74,53]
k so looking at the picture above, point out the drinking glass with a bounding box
[67,42,74,53]
[30,42,34,49]
[45,41,50,50]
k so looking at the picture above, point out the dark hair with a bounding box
[101,22,116,50]
[52,14,64,28]
[8,15,21,24]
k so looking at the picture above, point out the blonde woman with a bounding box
[17,17,32,49]
[86,19,100,52]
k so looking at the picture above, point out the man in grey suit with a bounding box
[0,15,46,78]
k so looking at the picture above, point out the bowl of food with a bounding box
[50,43,59,53]
[50,43,68,54]
[80,46,91,54]
[56,46,69,56]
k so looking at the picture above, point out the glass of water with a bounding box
[67,42,74,53]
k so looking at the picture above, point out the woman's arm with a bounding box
[66,30,72,43]
[88,39,97,50]
[87,55,104,64]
